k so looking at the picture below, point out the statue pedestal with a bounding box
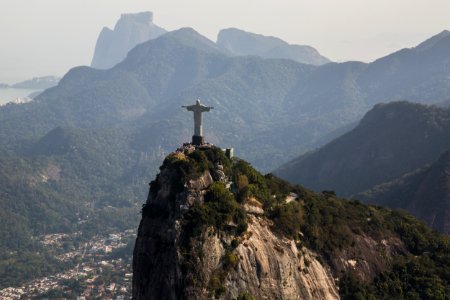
[192,135,204,146]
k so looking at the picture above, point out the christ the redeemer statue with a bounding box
[182,99,213,145]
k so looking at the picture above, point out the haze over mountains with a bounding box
[1,11,450,293]
[2,26,450,174]
[91,12,167,69]
[91,12,332,71]
[39,26,450,172]
[217,28,330,65]
[0,76,61,106]
[0,76,60,90]
[276,102,450,194]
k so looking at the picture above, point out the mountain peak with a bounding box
[91,11,166,69]
[415,29,450,51]
[117,11,154,26]
[161,27,229,55]
[166,27,204,38]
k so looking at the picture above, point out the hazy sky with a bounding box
[1,0,450,83]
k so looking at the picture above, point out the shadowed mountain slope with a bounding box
[357,30,450,105]
[275,102,450,197]
[357,149,450,234]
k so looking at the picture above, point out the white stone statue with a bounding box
[182,99,213,145]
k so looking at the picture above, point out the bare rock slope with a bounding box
[91,11,166,69]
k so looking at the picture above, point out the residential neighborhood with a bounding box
[0,230,135,299]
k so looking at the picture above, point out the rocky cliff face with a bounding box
[224,215,339,299]
[133,145,449,299]
[133,149,339,299]
[91,11,166,69]
[133,145,339,299]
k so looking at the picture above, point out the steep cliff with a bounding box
[133,145,449,299]
[91,12,166,69]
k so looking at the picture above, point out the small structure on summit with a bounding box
[182,99,213,146]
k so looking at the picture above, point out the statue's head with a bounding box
[196,99,201,105]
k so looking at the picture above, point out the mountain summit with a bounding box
[91,11,166,69]
[132,144,449,299]
[415,30,450,52]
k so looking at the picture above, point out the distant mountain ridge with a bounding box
[356,30,450,105]
[4,29,450,172]
[415,30,450,51]
[0,76,60,90]
[91,11,167,69]
[12,76,60,90]
[357,149,450,234]
[275,102,450,196]
[274,101,450,233]
[217,28,330,65]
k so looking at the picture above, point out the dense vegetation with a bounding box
[0,127,148,288]
[339,219,449,299]
[0,250,73,288]
[267,182,450,299]
[146,146,241,236]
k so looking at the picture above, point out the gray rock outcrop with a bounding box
[132,149,340,299]
[91,11,166,69]
[226,215,339,299]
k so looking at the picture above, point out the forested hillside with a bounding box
[358,149,450,234]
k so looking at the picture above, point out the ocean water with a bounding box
[0,88,40,105]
